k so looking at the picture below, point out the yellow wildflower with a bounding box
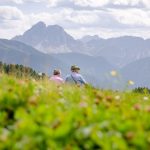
[128,80,134,85]
[110,70,118,77]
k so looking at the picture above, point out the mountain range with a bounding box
[0,21,150,88]
[13,21,150,68]
[82,36,150,67]
[13,22,85,54]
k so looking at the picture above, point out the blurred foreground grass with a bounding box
[0,74,150,150]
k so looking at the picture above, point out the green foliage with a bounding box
[133,87,150,94]
[0,61,44,79]
[0,75,150,150]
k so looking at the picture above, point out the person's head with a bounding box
[53,69,61,76]
[71,65,80,73]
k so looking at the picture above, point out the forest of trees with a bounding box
[0,61,46,79]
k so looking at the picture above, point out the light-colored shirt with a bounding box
[50,75,64,84]
[65,72,86,85]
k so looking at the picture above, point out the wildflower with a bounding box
[32,79,36,82]
[133,103,141,110]
[145,106,150,112]
[28,96,38,106]
[128,80,134,85]
[18,80,26,85]
[52,119,61,129]
[106,96,113,102]
[143,96,149,101]
[58,98,66,104]
[0,129,9,142]
[81,127,92,137]
[58,86,63,91]
[115,95,121,100]
[79,101,88,108]
[95,98,100,105]
[124,131,134,140]
[38,72,42,76]
[110,70,118,77]
[95,92,103,99]
[34,85,44,95]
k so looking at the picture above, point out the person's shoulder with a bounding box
[65,74,71,80]
[77,73,83,78]
[57,77,64,83]
[65,74,71,78]
[58,77,64,81]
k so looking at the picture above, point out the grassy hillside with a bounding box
[0,74,150,149]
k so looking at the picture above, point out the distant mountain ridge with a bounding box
[121,57,150,88]
[13,21,150,67]
[0,38,67,73]
[83,35,150,67]
[13,22,85,54]
[80,35,101,43]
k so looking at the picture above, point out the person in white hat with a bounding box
[65,65,87,85]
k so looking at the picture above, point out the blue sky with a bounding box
[0,0,150,39]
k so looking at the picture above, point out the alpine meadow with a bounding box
[1,0,150,149]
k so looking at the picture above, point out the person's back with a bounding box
[65,65,87,85]
[50,69,64,84]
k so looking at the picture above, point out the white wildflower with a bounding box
[115,95,121,100]
[128,80,134,85]
[110,70,118,77]
[79,101,88,108]
[143,96,149,101]
[38,72,42,76]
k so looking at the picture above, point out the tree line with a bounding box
[0,61,46,79]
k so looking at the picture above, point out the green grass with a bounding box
[0,74,150,150]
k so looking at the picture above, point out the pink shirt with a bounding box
[50,75,64,84]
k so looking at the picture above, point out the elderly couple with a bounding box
[50,65,87,85]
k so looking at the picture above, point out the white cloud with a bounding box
[0,0,24,4]
[65,11,100,25]
[29,8,73,25]
[142,0,150,8]
[111,8,150,27]
[69,0,150,8]
[0,0,47,4]
[0,0,150,9]
[28,9,111,28]
[1,0,150,8]
[47,0,62,7]
[71,0,109,7]
[0,6,30,38]
[0,0,150,39]
[0,6,24,20]
[112,0,141,6]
